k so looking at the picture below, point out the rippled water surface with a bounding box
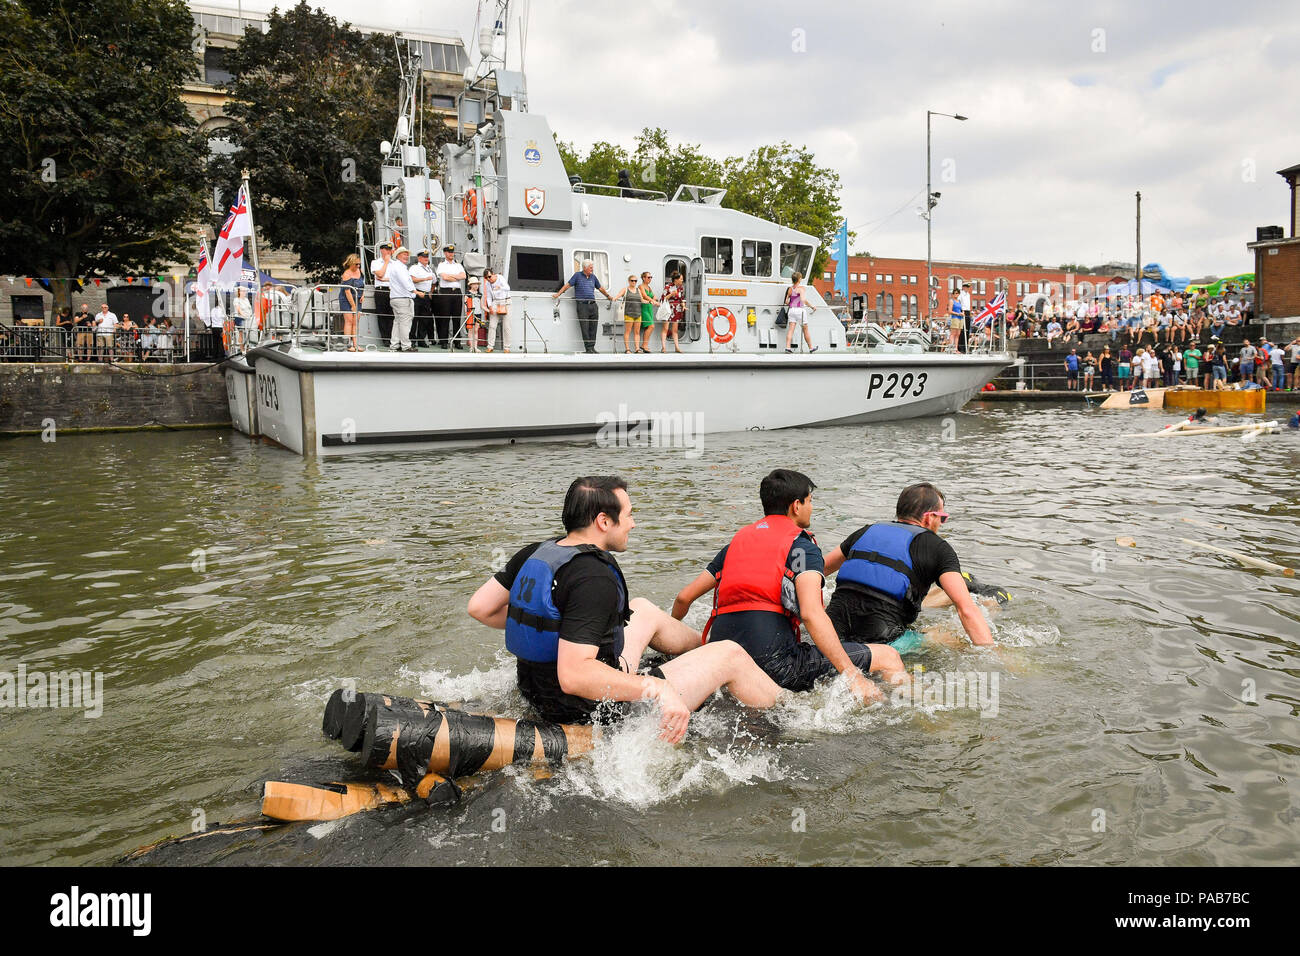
[1,402,1297,865]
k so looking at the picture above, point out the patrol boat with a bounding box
[224,2,1011,456]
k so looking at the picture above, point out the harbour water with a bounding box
[1,403,1297,865]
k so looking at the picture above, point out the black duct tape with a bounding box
[337,693,371,752]
[395,711,444,790]
[422,775,461,807]
[536,720,570,767]
[511,720,540,764]
[321,688,353,739]
[444,711,499,778]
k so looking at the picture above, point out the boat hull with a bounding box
[1163,387,1266,414]
[239,347,1012,456]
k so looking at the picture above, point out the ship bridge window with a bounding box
[701,237,733,275]
[572,250,610,289]
[509,246,565,292]
[779,243,812,279]
[741,240,772,277]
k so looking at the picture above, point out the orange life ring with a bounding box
[707,306,736,344]
[462,189,478,225]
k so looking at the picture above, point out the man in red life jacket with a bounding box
[672,469,881,702]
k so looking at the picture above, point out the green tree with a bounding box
[555,130,842,272]
[211,2,453,280]
[0,0,209,311]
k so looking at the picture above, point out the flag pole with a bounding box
[241,168,262,344]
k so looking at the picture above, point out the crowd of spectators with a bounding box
[1072,335,1300,392]
[1008,290,1255,345]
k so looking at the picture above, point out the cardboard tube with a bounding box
[1178,537,1295,576]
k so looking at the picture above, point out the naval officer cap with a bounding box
[443,244,456,253]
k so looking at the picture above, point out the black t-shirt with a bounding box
[495,540,630,721]
[827,523,961,633]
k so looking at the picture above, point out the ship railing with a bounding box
[569,182,668,201]
[848,314,1009,356]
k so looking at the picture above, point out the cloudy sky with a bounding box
[218,0,1297,279]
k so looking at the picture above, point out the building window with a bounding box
[204,46,233,84]
[702,237,734,275]
[849,272,857,281]
[823,271,831,280]
[875,273,883,282]
[885,273,893,283]
[741,239,772,277]
[875,292,883,314]
[910,275,918,284]
[429,93,455,110]
[910,294,918,314]
[885,293,894,318]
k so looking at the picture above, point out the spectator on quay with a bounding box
[482,266,511,353]
[1170,345,1182,385]
[55,307,74,347]
[1225,300,1243,327]
[1016,307,1032,339]
[1170,310,1188,344]
[1209,309,1226,340]
[1099,346,1115,391]
[73,304,95,361]
[1045,317,1063,348]
[157,318,174,360]
[1182,341,1201,388]
[553,258,614,353]
[1082,350,1097,391]
[664,270,685,353]
[140,316,157,362]
[1138,310,1157,346]
[94,303,118,361]
[1117,345,1133,390]
[1099,313,1118,342]
[1063,348,1080,391]
[783,271,818,353]
[1144,347,1160,388]
[1268,340,1285,391]
[408,249,435,349]
[1238,339,1257,384]
[1063,314,1081,344]
[1211,345,1229,388]
[1159,344,1175,386]
[636,271,658,354]
[1287,338,1300,391]
[1156,308,1171,342]
[118,313,138,362]
[338,253,364,351]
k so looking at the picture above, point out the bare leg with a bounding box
[865,644,906,685]
[619,597,703,668]
[659,640,783,710]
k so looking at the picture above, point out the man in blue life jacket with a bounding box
[823,482,995,682]
[672,469,883,702]
[467,476,782,743]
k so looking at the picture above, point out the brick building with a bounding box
[811,255,1126,322]
[1245,163,1300,323]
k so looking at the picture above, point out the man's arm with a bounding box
[822,545,846,576]
[796,571,880,702]
[552,281,571,298]
[467,577,510,629]
[555,640,691,743]
[937,570,994,646]
[672,570,717,620]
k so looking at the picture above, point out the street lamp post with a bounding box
[926,110,967,319]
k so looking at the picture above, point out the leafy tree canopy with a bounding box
[0,0,209,308]
[556,128,843,274]
[211,1,454,281]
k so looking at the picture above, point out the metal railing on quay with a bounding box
[0,325,225,363]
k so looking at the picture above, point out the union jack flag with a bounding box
[973,291,1007,328]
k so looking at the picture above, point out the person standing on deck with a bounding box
[408,249,435,348]
[958,283,973,352]
[554,258,615,353]
[386,247,416,352]
[467,476,783,740]
[371,241,394,344]
[783,272,819,353]
[672,469,880,701]
[434,245,467,349]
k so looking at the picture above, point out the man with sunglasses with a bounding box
[822,483,994,681]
